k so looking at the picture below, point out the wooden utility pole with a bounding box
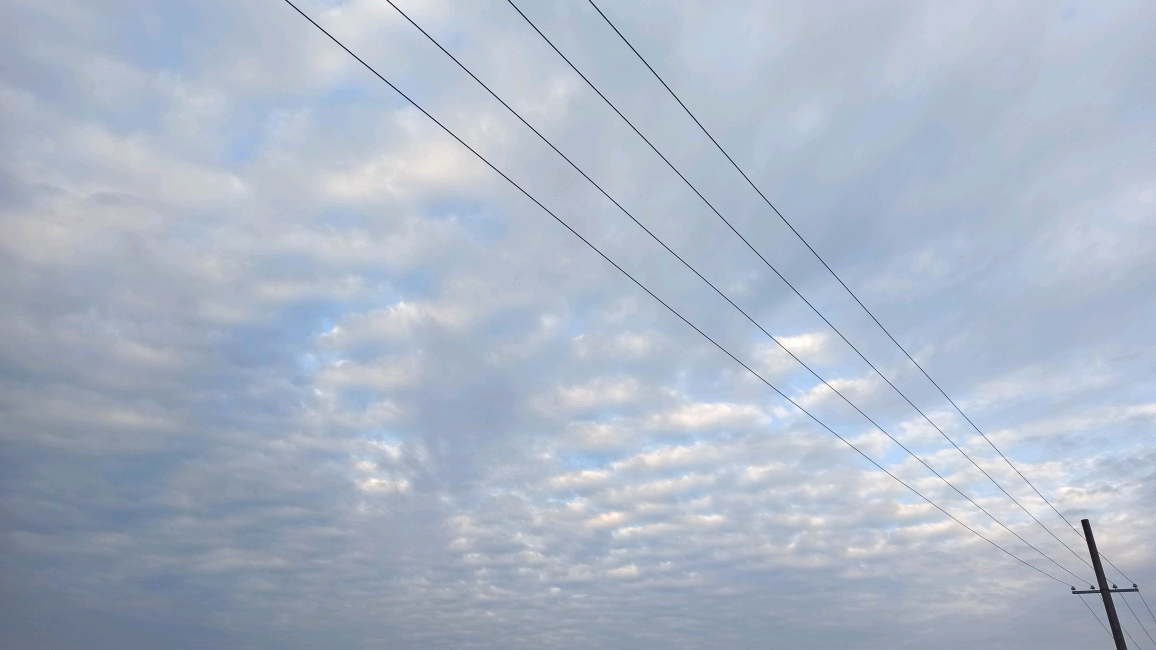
[1081,519,1129,650]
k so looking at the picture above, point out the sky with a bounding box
[2,0,1155,648]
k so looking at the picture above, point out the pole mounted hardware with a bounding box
[1073,584,1139,595]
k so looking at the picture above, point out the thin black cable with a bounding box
[583,0,1130,581]
[1141,588,1156,627]
[282,0,1073,588]
[1124,617,1143,650]
[1081,594,1113,641]
[1101,548,1133,584]
[507,0,1097,579]
[1123,592,1156,648]
[383,0,1091,587]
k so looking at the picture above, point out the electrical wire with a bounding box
[504,0,1101,576]
[1122,592,1156,648]
[1123,617,1142,650]
[1141,588,1156,627]
[282,0,1075,589]
[380,0,1092,587]
[1103,551,1133,585]
[1081,594,1113,641]
[582,0,1134,582]
[506,0,1100,571]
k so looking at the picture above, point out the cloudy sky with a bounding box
[2,0,1155,647]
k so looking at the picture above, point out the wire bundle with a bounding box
[282,0,1151,643]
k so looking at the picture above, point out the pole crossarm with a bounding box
[1074,586,1140,595]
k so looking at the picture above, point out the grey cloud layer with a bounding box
[2,0,1155,648]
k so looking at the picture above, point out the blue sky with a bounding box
[2,0,1155,648]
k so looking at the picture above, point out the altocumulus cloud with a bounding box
[2,0,1156,648]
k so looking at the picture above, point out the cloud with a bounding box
[571,329,663,359]
[323,112,488,201]
[2,0,1155,648]
[323,300,469,342]
[540,375,643,411]
[649,401,769,431]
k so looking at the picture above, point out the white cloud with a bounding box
[315,356,422,389]
[543,376,642,411]
[649,401,768,430]
[324,125,483,201]
[356,477,412,494]
[585,511,626,529]
[549,469,610,490]
[606,563,638,577]
[572,330,663,359]
[2,0,1154,648]
[322,300,469,343]
[561,420,632,449]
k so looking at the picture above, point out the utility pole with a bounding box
[1077,519,1130,650]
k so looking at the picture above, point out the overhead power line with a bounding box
[282,0,1074,588]
[1122,592,1156,648]
[1124,620,1143,650]
[380,0,1091,587]
[582,0,1131,583]
[1142,589,1156,627]
[503,0,1099,578]
[1082,594,1114,642]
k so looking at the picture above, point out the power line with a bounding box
[1123,592,1156,648]
[519,0,1098,575]
[380,0,1091,587]
[1082,594,1114,641]
[1124,618,1143,650]
[1142,589,1156,628]
[581,0,1130,582]
[282,0,1074,589]
[1077,586,1148,650]
[505,0,1106,579]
